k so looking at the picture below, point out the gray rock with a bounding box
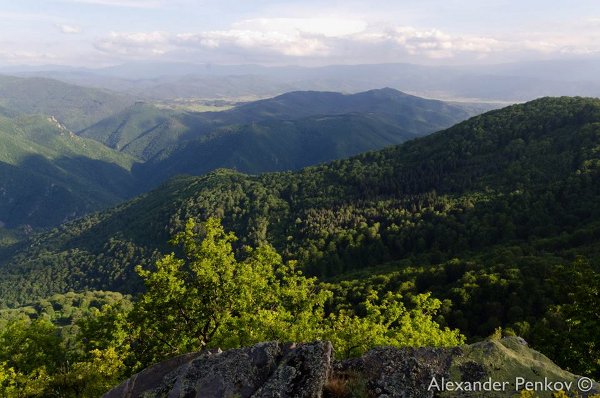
[104,351,203,398]
[105,337,599,398]
[334,346,459,398]
[253,341,332,398]
[103,341,332,398]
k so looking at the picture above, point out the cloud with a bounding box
[357,27,505,59]
[57,24,81,34]
[92,18,600,65]
[175,30,329,57]
[172,17,369,58]
[0,49,59,64]
[95,31,170,56]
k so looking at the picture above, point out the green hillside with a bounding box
[78,102,212,160]
[1,96,600,377]
[0,115,138,228]
[80,88,476,164]
[0,75,133,131]
[205,88,474,125]
[0,96,595,299]
[137,113,421,185]
[0,84,479,229]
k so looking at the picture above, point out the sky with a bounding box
[1,0,600,67]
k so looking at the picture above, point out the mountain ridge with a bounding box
[0,84,479,229]
[0,74,133,131]
[1,96,598,303]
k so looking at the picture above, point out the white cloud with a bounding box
[57,24,81,34]
[0,49,59,64]
[91,18,600,65]
[360,26,505,58]
[172,17,369,58]
[175,30,329,57]
[95,31,169,56]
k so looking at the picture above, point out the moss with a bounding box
[441,337,582,398]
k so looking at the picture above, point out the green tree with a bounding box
[132,217,330,364]
[52,348,125,398]
[324,291,465,358]
[0,318,59,396]
[534,259,600,378]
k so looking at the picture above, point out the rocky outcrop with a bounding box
[104,341,332,398]
[332,346,459,398]
[104,337,598,398]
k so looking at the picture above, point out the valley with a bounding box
[0,70,598,397]
[0,77,483,230]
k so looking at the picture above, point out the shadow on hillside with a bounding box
[0,154,141,229]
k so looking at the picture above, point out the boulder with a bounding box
[103,341,332,398]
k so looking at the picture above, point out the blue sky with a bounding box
[1,0,599,67]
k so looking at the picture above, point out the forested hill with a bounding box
[204,88,473,126]
[80,88,477,185]
[1,97,599,345]
[132,88,478,184]
[0,75,132,131]
[0,114,138,229]
[0,85,480,230]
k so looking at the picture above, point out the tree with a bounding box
[324,291,465,358]
[132,218,330,364]
[132,218,466,365]
[0,318,59,397]
[534,259,600,379]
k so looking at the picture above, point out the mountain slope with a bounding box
[0,75,133,131]
[1,97,599,325]
[0,115,139,228]
[78,102,209,160]
[201,88,475,126]
[136,113,420,185]
[80,88,476,163]
[0,86,482,230]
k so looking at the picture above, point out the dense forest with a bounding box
[0,79,478,229]
[0,97,598,384]
[0,220,463,396]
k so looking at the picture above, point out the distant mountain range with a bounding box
[80,88,482,188]
[5,60,600,102]
[0,76,482,229]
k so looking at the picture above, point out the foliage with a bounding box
[132,218,459,364]
[0,219,462,396]
[0,291,133,397]
[324,291,464,358]
[1,97,600,378]
[532,259,600,378]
